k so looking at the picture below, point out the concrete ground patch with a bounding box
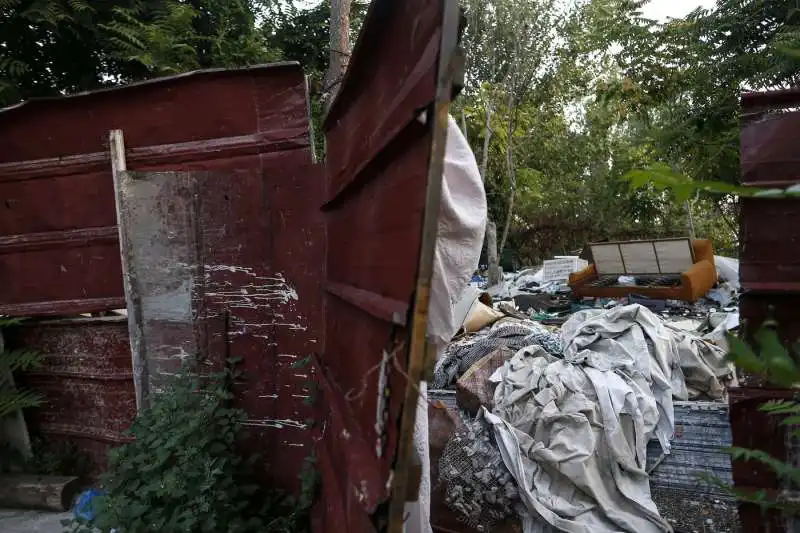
[0,509,71,533]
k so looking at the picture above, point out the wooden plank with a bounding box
[0,474,81,511]
[110,129,149,412]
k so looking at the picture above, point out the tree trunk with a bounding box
[479,103,503,286]
[498,36,521,256]
[685,199,696,241]
[323,0,352,110]
[498,109,517,255]
[486,220,502,286]
[0,475,81,511]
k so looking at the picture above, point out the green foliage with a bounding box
[719,324,800,514]
[0,317,44,419]
[621,163,760,203]
[62,365,312,533]
[0,0,282,107]
[727,325,800,389]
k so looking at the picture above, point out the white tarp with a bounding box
[484,304,736,533]
[406,114,487,533]
[714,256,739,289]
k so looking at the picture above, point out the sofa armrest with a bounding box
[569,264,597,286]
[680,259,718,301]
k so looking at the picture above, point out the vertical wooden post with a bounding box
[109,129,149,411]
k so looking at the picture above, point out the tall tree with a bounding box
[0,0,278,108]
[322,0,351,107]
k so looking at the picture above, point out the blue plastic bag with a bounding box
[73,488,104,522]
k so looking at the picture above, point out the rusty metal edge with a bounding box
[386,0,461,531]
[16,316,128,327]
[0,298,127,317]
[0,62,302,116]
[741,87,800,110]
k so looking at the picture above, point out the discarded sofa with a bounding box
[568,238,717,301]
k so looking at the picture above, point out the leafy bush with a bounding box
[63,364,313,533]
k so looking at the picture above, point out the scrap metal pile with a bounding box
[431,257,741,533]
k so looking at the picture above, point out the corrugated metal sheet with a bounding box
[313,0,462,531]
[740,88,800,293]
[8,317,136,478]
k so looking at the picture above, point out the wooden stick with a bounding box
[109,129,149,412]
[0,474,81,511]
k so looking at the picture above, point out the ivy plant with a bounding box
[63,363,314,533]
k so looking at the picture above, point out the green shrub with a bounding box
[64,363,313,533]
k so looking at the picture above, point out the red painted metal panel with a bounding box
[0,63,310,316]
[7,317,136,478]
[323,1,443,203]
[739,88,800,293]
[314,0,462,530]
[734,88,800,533]
[1,64,324,493]
[115,164,324,491]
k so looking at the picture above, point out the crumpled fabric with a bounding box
[663,322,738,400]
[427,114,488,346]
[482,304,736,533]
[433,319,563,389]
[485,343,673,533]
[560,304,687,453]
[405,114,486,533]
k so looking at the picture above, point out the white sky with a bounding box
[640,0,716,21]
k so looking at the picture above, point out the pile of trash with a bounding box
[431,257,741,533]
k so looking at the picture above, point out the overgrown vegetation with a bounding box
[454,0,800,266]
[62,364,315,533]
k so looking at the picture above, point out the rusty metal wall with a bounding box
[0,63,310,317]
[312,0,460,530]
[113,167,325,490]
[735,88,800,533]
[7,317,136,478]
[0,64,323,490]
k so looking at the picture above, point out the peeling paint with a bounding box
[244,418,308,430]
[203,266,299,307]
